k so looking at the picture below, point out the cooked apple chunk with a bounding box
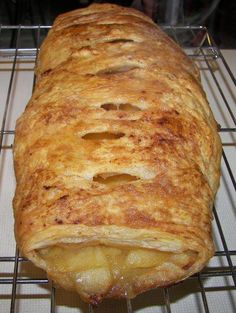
[38,244,196,300]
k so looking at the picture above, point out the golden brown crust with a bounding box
[13,3,221,303]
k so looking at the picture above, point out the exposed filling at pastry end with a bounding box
[37,245,197,301]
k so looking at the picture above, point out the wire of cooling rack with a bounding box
[10,247,19,313]
[50,285,56,313]
[197,273,210,313]
[200,44,236,126]
[213,206,236,286]
[222,150,236,191]
[0,26,21,155]
[163,288,171,313]
[0,25,235,313]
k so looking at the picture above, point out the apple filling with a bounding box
[38,245,196,297]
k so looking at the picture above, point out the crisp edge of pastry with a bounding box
[18,224,214,303]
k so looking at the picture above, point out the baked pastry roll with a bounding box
[13,3,221,304]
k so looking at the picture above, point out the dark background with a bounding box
[0,0,236,48]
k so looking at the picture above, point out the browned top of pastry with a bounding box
[13,3,221,263]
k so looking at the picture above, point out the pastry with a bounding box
[13,3,221,304]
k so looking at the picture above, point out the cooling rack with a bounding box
[0,25,235,313]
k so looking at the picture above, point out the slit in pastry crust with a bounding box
[82,132,125,140]
[96,65,139,75]
[101,103,141,111]
[93,173,139,186]
[108,39,135,44]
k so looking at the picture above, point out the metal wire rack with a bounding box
[0,25,235,313]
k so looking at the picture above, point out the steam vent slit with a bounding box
[93,173,139,187]
[96,65,140,75]
[101,103,141,111]
[82,132,125,140]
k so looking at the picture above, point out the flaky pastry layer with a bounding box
[13,3,221,304]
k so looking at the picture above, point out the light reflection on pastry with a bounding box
[13,3,221,305]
